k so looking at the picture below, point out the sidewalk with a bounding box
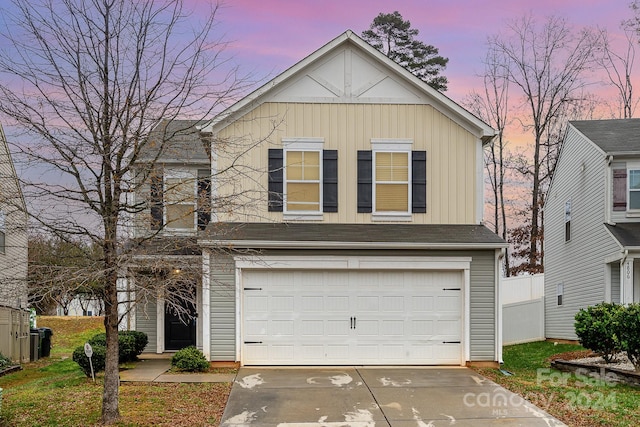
[119,356,237,383]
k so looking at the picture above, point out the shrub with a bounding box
[72,345,106,377]
[120,330,149,356]
[574,302,621,363]
[88,330,147,363]
[615,303,640,371]
[171,346,209,372]
[0,352,13,370]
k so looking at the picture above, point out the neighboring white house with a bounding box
[0,122,29,362]
[545,119,640,340]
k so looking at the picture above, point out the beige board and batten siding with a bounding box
[544,126,620,340]
[214,102,478,224]
[208,249,497,363]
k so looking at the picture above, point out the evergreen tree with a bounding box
[362,11,449,91]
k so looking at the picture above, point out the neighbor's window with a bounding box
[557,283,564,306]
[565,199,571,242]
[0,211,5,254]
[285,150,321,212]
[374,151,409,212]
[629,169,640,210]
[165,173,196,229]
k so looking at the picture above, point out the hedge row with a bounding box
[574,302,640,371]
[72,330,148,377]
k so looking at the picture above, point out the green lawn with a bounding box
[475,341,640,427]
[0,317,230,427]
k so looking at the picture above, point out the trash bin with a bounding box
[30,329,40,361]
[38,327,53,358]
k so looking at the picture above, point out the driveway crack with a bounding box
[356,367,392,427]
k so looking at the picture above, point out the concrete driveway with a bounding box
[221,367,566,426]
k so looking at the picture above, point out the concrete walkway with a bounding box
[221,367,567,426]
[119,356,237,383]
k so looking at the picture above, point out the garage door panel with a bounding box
[242,269,463,365]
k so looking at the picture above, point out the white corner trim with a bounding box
[202,249,211,361]
[235,266,242,363]
[156,291,165,354]
[464,267,471,366]
[476,138,484,224]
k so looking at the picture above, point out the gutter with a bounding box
[197,239,509,250]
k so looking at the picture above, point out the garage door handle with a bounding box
[244,341,263,344]
[350,317,357,329]
[442,341,461,344]
[443,288,461,291]
[244,287,263,291]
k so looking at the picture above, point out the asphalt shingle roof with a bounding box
[571,119,640,154]
[200,222,506,248]
[605,223,640,248]
[138,119,209,164]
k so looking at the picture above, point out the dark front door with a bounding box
[164,291,197,351]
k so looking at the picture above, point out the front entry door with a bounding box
[164,291,197,351]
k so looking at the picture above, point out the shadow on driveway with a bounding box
[221,367,566,426]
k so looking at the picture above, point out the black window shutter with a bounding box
[412,151,427,213]
[268,149,284,212]
[150,172,163,230]
[613,169,627,211]
[197,169,211,231]
[357,151,372,213]
[323,150,338,212]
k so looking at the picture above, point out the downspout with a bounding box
[496,248,505,364]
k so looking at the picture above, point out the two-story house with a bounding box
[0,122,29,362]
[545,119,640,340]
[133,30,507,366]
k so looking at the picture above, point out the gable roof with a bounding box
[137,120,209,164]
[201,30,495,143]
[199,222,507,249]
[0,123,26,212]
[571,119,640,155]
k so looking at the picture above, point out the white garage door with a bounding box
[241,269,463,365]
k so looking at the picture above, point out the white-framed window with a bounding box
[629,167,640,211]
[371,139,412,216]
[164,170,197,230]
[565,199,571,242]
[0,211,5,254]
[557,283,564,306]
[282,138,323,216]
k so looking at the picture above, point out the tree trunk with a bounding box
[101,241,120,424]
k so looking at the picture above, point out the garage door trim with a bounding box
[234,255,471,365]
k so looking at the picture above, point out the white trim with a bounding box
[283,213,324,221]
[156,290,165,354]
[371,213,412,222]
[464,266,471,365]
[476,140,485,224]
[370,138,413,150]
[234,255,472,366]
[495,249,503,364]
[234,255,472,271]
[202,249,211,361]
[282,137,324,149]
[372,148,411,215]
[235,266,242,363]
[283,147,323,215]
[628,163,640,212]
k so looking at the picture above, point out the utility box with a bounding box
[30,329,40,361]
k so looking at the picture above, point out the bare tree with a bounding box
[464,44,512,275]
[598,26,638,118]
[0,0,250,423]
[488,14,601,273]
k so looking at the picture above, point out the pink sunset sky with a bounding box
[202,0,637,107]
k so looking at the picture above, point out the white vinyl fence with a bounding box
[502,274,545,345]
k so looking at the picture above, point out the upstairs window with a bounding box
[149,168,211,231]
[374,151,409,212]
[629,169,640,210]
[285,150,321,212]
[165,173,196,229]
[564,199,571,242]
